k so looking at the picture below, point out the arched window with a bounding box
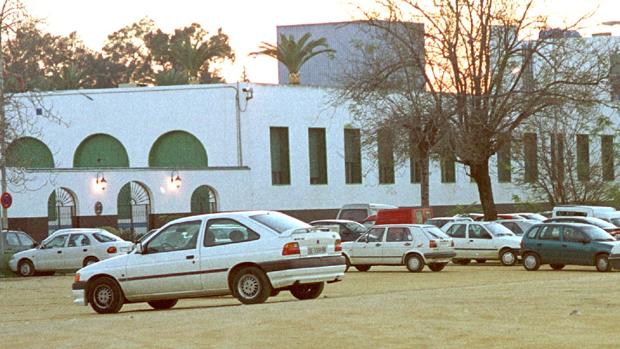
[6,137,54,168]
[117,181,151,239]
[48,188,77,234]
[73,133,129,168]
[149,131,208,168]
[191,185,218,214]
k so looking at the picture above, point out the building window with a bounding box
[602,135,614,181]
[550,133,565,183]
[524,133,537,183]
[497,139,511,183]
[409,134,425,184]
[344,128,362,184]
[308,128,328,184]
[441,155,456,183]
[270,127,290,185]
[610,53,620,101]
[378,129,394,184]
[577,134,590,181]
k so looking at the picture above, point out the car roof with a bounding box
[495,219,537,223]
[373,224,436,228]
[310,219,361,224]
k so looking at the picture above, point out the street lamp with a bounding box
[170,170,182,189]
[95,172,107,191]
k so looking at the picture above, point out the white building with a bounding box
[6,83,525,241]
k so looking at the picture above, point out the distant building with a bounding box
[276,21,425,87]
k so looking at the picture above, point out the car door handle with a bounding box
[404,243,411,246]
[57,250,62,254]
[536,243,542,246]
[375,243,381,247]
[186,255,195,260]
[469,240,474,242]
[83,249,88,252]
[561,244,567,248]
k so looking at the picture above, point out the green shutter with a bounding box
[74,134,129,168]
[6,137,54,168]
[149,131,208,168]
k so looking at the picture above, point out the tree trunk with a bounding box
[470,159,497,220]
[0,25,7,230]
[419,147,430,208]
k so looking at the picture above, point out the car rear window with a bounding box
[338,209,368,223]
[423,226,450,239]
[93,233,119,243]
[485,223,515,236]
[425,219,448,228]
[250,212,310,234]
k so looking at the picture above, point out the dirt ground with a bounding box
[1,263,619,348]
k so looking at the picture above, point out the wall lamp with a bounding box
[171,170,182,189]
[96,172,108,191]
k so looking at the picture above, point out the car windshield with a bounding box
[485,223,515,237]
[610,218,620,227]
[424,226,450,239]
[250,212,310,234]
[583,226,616,241]
[345,222,368,234]
[339,209,368,223]
[425,219,448,228]
[521,213,547,221]
[93,232,121,242]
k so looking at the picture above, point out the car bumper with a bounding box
[262,255,346,289]
[610,254,620,270]
[72,281,87,306]
[424,251,457,262]
[8,258,17,272]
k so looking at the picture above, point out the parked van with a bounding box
[336,203,397,223]
[552,205,620,225]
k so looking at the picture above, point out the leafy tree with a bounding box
[146,24,234,84]
[251,32,335,84]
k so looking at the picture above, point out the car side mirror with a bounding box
[135,243,147,254]
[32,242,39,248]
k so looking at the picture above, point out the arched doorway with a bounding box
[190,185,218,214]
[117,181,151,239]
[48,187,77,235]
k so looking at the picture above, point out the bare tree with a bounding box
[0,1,63,229]
[336,21,445,207]
[356,0,612,219]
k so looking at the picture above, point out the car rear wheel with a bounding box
[83,257,99,267]
[549,264,565,270]
[428,263,447,272]
[232,267,272,304]
[354,265,371,272]
[475,259,486,264]
[596,254,611,272]
[405,255,424,272]
[148,299,178,310]
[17,259,35,277]
[499,249,517,266]
[290,282,324,300]
[523,253,540,271]
[89,277,124,314]
[452,258,471,265]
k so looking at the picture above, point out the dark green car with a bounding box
[1,230,37,276]
[521,223,620,272]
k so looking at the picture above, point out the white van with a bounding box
[552,205,620,225]
[336,203,397,223]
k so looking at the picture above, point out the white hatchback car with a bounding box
[442,221,522,266]
[342,224,456,272]
[9,228,133,276]
[72,211,346,314]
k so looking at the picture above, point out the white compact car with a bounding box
[9,228,133,276]
[341,224,456,272]
[442,221,521,265]
[72,211,346,314]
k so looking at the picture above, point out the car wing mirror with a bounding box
[135,243,147,254]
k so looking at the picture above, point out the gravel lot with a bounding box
[1,263,619,348]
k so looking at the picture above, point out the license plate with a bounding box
[308,246,327,255]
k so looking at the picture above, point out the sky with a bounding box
[20,0,620,84]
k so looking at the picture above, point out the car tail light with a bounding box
[74,273,80,282]
[335,239,342,252]
[429,240,437,248]
[282,242,300,256]
[107,246,117,254]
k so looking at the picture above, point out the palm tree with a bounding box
[251,33,335,85]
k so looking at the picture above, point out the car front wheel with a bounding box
[354,265,371,272]
[550,264,565,270]
[523,253,540,271]
[17,259,35,277]
[405,255,424,272]
[83,257,99,267]
[499,249,517,266]
[232,267,272,304]
[148,299,178,310]
[89,277,124,314]
[290,282,324,300]
[596,254,611,272]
